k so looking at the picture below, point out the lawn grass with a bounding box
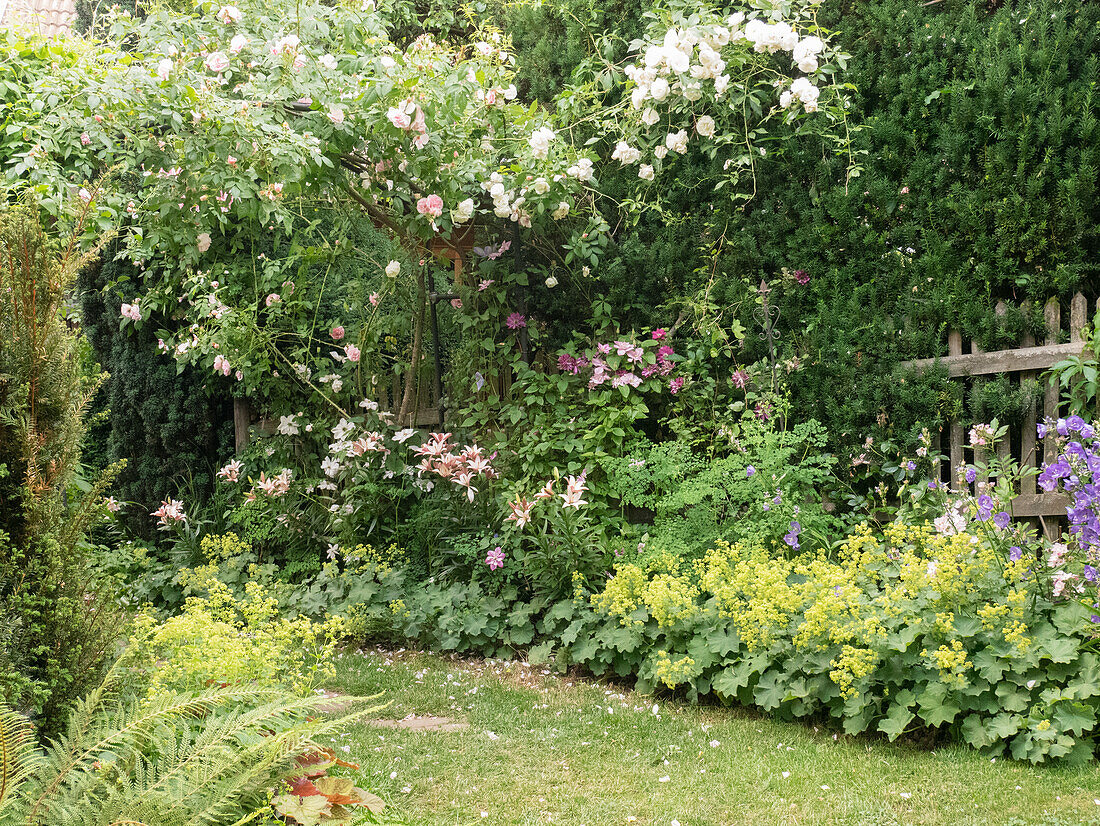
[327,648,1100,826]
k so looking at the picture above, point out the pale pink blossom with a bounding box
[217,459,242,482]
[331,326,345,340]
[416,194,444,218]
[387,107,411,129]
[204,51,230,73]
[151,498,186,526]
[505,496,534,528]
[345,344,361,362]
[265,293,281,307]
[216,5,242,23]
[369,292,380,307]
[121,302,142,322]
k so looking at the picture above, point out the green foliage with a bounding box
[0,663,384,826]
[491,0,1100,457]
[127,578,345,697]
[79,252,233,535]
[0,202,122,733]
[602,417,838,556]
[713,0,1100,447]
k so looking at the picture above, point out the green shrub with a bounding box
[0,202,122,732]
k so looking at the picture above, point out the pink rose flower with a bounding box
[80,132,91,146]
[416,194,444,218]
[204,51,230,73]
[369,292,380,307]
[265,293,281,307]
[345,344,361,362]
[331,326,345,340]
[387,107,411,129]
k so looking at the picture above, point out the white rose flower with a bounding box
[552,201,569,220]
[319,53,337,70]
[666,47,690,74]
[630,87,648,109]
[532,178,550,195]
[641,107,660,127]
[780,90,793,109]
[682,81,703,101]
[611,141,641,165]
[216,5,242,23]
[544,275,558,288]
[452,198,475,224]
[156,58,173,81]
[327,107,345,124]
[385,260,401,277]
[503,84,518,100]
[650,77,670,101]
[229,34,249,54]
[528,126,556,159]
[665,129,688,154]
[204,51,230,73]
[696,115,716,137]
[638,164,654,181]
[654,145,668,159]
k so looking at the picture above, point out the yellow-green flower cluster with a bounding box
[590,563,698,628]
[653,650,699,689]
[921,640,972,688]
[199,531,252,563]
[128,580,342,697]
[589,520,1041,686]
[828,645,879,699]
[345,542,406,573]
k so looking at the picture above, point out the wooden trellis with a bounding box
[903,293,1098,537]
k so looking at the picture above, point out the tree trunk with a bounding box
[398,268,426,425]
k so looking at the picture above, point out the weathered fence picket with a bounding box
[902,292,1098,537]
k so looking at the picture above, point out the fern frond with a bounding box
[0,704,44,816]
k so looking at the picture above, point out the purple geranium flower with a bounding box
[783,520,801,550]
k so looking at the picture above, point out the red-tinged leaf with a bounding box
[288,776,324,797]
[314,776,360,805]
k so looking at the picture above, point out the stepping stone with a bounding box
[371,715,470,732]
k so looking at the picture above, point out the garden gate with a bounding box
[902,293,1098,537]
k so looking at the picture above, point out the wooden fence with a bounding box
[903,292,1098,537]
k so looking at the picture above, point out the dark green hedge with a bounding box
[505,0,1099,447]
[79,254,233,535]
